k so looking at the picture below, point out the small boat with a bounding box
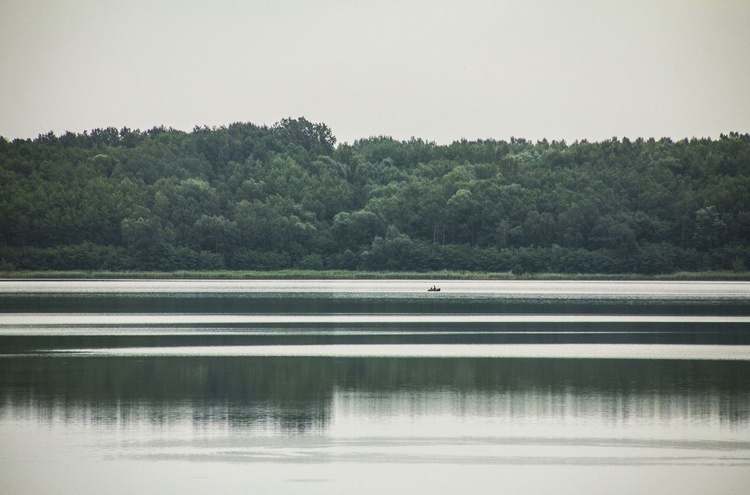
[427,286,441,292]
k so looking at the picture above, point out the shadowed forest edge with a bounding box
[1,118,749,275]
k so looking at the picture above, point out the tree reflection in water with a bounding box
[2,356,748,433]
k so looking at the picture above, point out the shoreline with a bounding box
[2,270,749,281]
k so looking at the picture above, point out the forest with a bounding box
[1,118,749,274]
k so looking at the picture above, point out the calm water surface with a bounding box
[1,280,749,494]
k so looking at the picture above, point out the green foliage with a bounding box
[1,123,749,274]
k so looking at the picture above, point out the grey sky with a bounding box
[1,0,749,144]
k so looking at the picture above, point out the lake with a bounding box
[1,280,749,494]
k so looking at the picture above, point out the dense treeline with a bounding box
[1,118,749,274]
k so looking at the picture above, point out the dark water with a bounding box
[1,280,749,494]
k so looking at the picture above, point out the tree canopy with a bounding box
[1,119,749,274]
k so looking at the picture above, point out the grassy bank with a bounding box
[1,270,749,281]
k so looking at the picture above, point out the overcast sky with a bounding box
[1,0,749,144]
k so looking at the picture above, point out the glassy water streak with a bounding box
[1,280,749,494]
